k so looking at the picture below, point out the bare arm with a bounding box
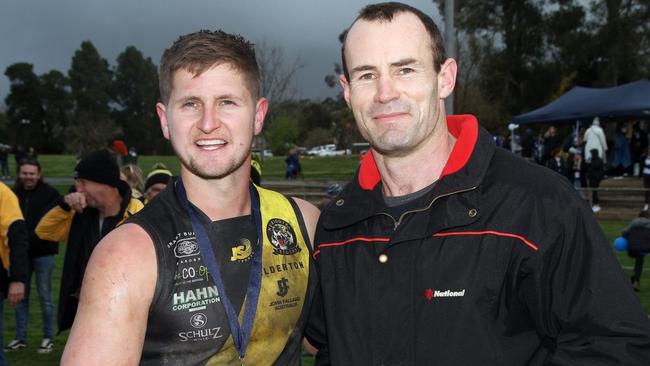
[61,223,157,366]
[293,197,320,249]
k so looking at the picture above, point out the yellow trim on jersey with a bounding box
[207,185,310,365]
[0,183,24,270]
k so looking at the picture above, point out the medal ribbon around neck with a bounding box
[174,178,263,362]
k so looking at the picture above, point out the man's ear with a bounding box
[253,97,269,135]
[437,58,457,99]
[339,74,351,108]
[156,102,170,140]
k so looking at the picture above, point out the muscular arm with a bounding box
[61,223,157,366]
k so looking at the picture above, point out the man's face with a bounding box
[75,179,113,208]
[18,164,40,191]
[340,12,455,157]
[156,64,267,180]
[146,182,167,202]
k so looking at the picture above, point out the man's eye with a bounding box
[398,68,414,75]
[219,100,235,106]
[358,73,375,81]
[183,101,199,108]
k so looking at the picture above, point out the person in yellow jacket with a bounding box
[35,150,143,333]
[0,182,29,365]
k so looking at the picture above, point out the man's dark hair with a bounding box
[159,30,260,103]
[340,2,447,81]
[16,158,41,173]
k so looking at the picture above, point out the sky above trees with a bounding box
[0,0,438,108]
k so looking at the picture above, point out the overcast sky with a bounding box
[0,0,441,109]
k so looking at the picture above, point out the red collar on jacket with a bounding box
[358,114,479,190]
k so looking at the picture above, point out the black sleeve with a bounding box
[304,271,330,365]
[522,203,650,364]
[7,219,29,284]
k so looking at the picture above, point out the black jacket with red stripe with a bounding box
[306,115,650,366]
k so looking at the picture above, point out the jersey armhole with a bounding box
[127,216,164,314]
[287,197,314,256]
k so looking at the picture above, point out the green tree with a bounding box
[4,62,46,150]
[40,70,70,153]
[112,46,166,154]
[590,0,650,86]
[68,41,115,153]
[265,110,300,155]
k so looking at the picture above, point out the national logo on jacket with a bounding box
[266,218,301,255]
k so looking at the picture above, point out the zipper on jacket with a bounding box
[389,186,478,230]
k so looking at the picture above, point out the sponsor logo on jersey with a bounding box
[190,313,207,329]
[269,296,301,311]
[276,277,289,297]
[230,238,253,262]
[168,232,200,258]
[178,327,223,342]
[172,285,220,311]
[266,218,300,255]
[263,260,305,276]
[424,288,466,301]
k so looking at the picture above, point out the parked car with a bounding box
[308,144,347,157]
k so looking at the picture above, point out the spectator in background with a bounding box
[621,210,650,292]
[642,146,650,211]
[584,117,607,165]
[630,123,648,177]
[520,128,535,160]
[34,150,143,333]
[143,163,172,203]
[6,160,60,354]
[124,146,139,166]
[587,148,605,213]
[112,139,128,165]
[611,124,632,177]
[545,147,569,181]
[0,182,28,365]
[285,146,301,179]
[567,152,586,194]
[542,125,562,165]
[120,164,145,202]
[250,154,262,186]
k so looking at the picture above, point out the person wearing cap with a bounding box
[305,3,650,365]
[35,149,143,334]
[61,30,319,365]
[143,163,172,203]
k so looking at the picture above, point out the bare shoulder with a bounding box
[61,223,156,365]
[292,197,320,247]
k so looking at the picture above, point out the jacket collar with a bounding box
[358,114,480,191]
[323,114,495,229]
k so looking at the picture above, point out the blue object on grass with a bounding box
[614,236,628,251]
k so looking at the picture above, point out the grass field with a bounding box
[1,155,648,365]
[2,154,361,181]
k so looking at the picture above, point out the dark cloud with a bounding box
[0,0,439,108]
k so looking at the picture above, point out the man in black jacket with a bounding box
[5,159,60,353]
[306,2,650,365]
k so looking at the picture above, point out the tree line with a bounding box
[1,0,649,155]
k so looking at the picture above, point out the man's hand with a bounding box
[64,192,87,212]
[8,281,25,306]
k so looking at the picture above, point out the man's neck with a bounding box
[180,167,251,221]
[98,189,123,218]
[374,128,456,197]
